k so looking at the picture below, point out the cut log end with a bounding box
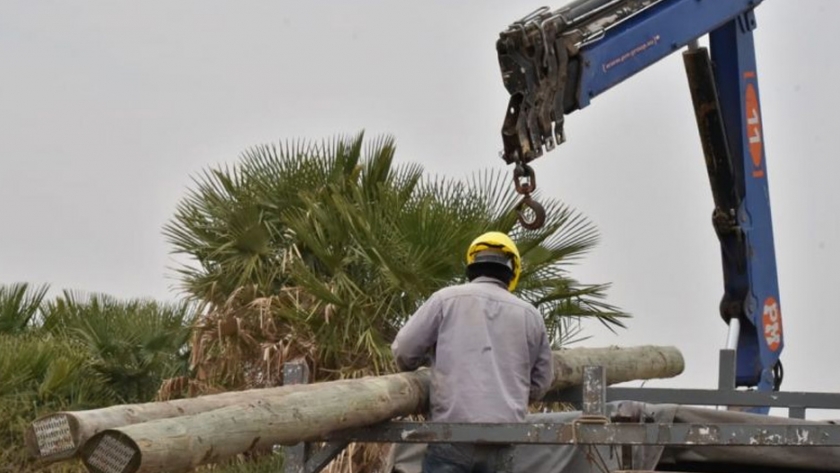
[24,413,80,462]
[81,431,142,473]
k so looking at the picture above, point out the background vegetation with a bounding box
[0,283,194,472]
[1,133,625,472]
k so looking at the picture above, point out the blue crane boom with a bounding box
[497,0,783,406]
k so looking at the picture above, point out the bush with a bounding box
[0,285,196,472]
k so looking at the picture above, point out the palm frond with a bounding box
[168,132,629,391]
[41,291,196,402]
[0,282,49,334]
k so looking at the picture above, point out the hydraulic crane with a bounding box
[496,0,783,405]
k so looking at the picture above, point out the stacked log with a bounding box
[25,345,684,473]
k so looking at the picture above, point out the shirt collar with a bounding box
[471,276,508,290]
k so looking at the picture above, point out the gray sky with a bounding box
[2,1,839,417]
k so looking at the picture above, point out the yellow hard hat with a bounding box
[466,231,521,291]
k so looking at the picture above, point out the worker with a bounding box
[391,231,554,473]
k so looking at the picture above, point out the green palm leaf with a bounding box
[0,283,49,334]
[42,291,196,402]
[165,132,628,392]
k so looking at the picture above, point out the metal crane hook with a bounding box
[512,163,546,229]
[516,196,547,230]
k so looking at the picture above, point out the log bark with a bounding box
[25,378,357,463]
[75,345,682,473]
[547,345,684,391]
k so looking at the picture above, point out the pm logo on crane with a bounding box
[744,74,764,178]
[762,296,782,352]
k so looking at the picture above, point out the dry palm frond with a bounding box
[322,443,392,473]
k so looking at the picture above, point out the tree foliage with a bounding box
[164,132,627,393]
[2,133,627,473]
[0,284,196,472]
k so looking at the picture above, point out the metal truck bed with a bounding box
[384,403,840,472]
[283,357,840,473]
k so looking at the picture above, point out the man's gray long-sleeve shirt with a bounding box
[391,277,554,423]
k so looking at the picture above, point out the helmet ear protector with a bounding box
[466,250,515,287]
[465,232,521,291]
[471,249,513,269]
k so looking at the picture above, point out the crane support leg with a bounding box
[683,12,783,407]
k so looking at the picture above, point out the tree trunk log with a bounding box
[548,345,684,391]
[72,345,682,473]
[25,379,357,463]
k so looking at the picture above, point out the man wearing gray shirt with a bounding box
[392,231,554,473]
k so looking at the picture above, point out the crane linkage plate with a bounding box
[498,9,570,165]
[497,0,660,164]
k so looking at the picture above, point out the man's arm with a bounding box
[528,313,554,401]
[391,293,443,371]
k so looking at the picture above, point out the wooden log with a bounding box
[548,345,685,391]
[77,345,682,473]
[25,377,357,464]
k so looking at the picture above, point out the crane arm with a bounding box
[498,0,762,163]
[497,0,783,403]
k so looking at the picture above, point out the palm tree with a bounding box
[165,132,627,385]
[163,132,627,471]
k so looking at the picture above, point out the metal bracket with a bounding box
[582,366,607,417]
[719,348,736,391]
[582,366,633,470]
[300,441,350,473]
[737,10,758,33]
[281,362,351,473]
[283,361,311,473]
[279,439,351,473]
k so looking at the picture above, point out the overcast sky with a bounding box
[2,1,839,418]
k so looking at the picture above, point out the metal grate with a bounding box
[32,415,74,457]
[86,435,136,473]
